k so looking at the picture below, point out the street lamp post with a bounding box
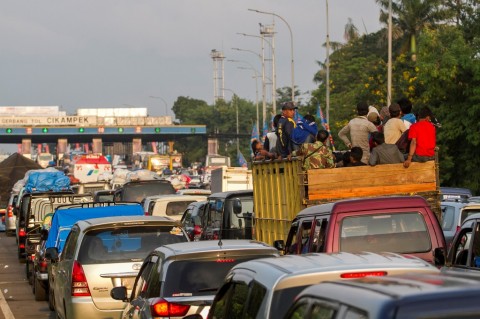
[387,0,393,106]
[248,8,295,103]
[232,47,267,126]
[149,96,168,115]
[222,89,240,155]
[325,0,331,125]
[227,59,260,134]
[237,32,277,113]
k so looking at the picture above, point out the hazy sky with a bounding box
[0,0,383,118]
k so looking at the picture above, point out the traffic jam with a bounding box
[0,151,479,319]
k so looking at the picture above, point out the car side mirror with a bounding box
[45,247,59,261]
[434,247,446,267]
[273,240,285,252]
[232,198,242,215]
[110,286,129,302]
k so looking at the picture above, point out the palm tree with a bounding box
[344,18,360,42]
[375,0,451,60]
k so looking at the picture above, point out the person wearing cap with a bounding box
[404,106,436,168]
[276,101,297,159]
[338,102,377,164]
[383,103,407,144]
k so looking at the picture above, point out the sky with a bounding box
[0,0,384,120]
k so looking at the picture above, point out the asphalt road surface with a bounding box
[0,231,55,319]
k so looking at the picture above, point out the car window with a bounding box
[162,200,195,217]
[77,226,187,264]
[62,227,80,260]
[461,208,480,224]
[343,307,368,319]
[441,205,455,231]
[311,218,328,253]
[182,207,193,226]
[471,223,480,268]
[286,302,309,319]
[340,212,431,254]
[245,281,267,319]
[298,220,313,254]
[131,257,157,300]
[162,257,273,297]
[452,229,472,266]
[271,286,310,318]
[285,221,300,254]
[123,183,175,202]
[210,282,235,319]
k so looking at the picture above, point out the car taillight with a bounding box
[216,259,235,263]
[150,299,190,317]
[71,261,91,297]
[19,228,26,237]
[7,205,13,218]
[19,243,25,249]
[193,225,202,236]
[340,271,387,279]
[39,260,48,272]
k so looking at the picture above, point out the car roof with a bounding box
[76,215,180,230]
[153,240,277,259]
[440,187,472,196]
[302,273,480,304]
[208,190,253,199]
[229,252,437,290]
[150,195,208,202]
[441,201,468,208]
[296,196,428,218]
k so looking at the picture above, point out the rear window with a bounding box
[441,205,455,231]
[159,200,196,217]
[78,225,187,264]
[123,182,175,202]
[340,212,431,254]
[461,208,480,224]
[163,256,273,297]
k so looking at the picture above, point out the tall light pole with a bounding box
[248,8,295,103]
[325,0,331,125]
[222,88,240,154]
[227,59,260,134]
[149,96,168,115]
[232,47,267,127]
[237,32,276,113]
[387,0,393,106]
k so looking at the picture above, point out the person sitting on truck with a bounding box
[338,102,378,164]
[264,114,282,156]
[384,103,407,144]
[369,132,405,166]
[292,114,318,150]
[403,106,436,168]
[295,129,335,170]
[251,139,275,160]
[276,102,297,159]
[347,147,367,166]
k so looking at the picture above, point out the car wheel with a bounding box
[34,276,48,301]
[48,287,55,311]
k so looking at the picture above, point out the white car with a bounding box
[143,194,207,221]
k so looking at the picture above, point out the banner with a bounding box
[317,103,336,151]
[237,151,248,168]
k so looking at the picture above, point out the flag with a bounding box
[251,123,259,142]
[237,151,248,168]
[262,120,269,140]
[317,103,336,151]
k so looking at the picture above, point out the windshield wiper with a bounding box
[197,287,219,292]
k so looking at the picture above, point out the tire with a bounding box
[34,276,48,301]
[48,284,55,311]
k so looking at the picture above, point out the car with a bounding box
[181,201,208,241]
[440,186,472,202]
[441,201,468,247]
[5,193,18,236]
[111,240,279,319]
[36,202,144,303]
[444,212,480,272]
[278,196,446,266]
[207,252,439,319]
[113,180,176,202]
[48,215,189,319]
[143,194,207,220]
[93,189,115,202]
[283,273,480,319]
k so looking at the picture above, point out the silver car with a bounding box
[112,240,279,319]
[49,215,189,319]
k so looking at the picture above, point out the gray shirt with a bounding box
[338,116,377,163]
[369,143,405,166]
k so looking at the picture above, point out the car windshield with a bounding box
[123,182,175,202]
[164,201,196,216]
[163,257,271,297]
[340,212,431,254]
[77,226,187,264]
[441,205,456,231]
[461,209,480,224]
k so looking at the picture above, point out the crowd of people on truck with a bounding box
[251,98,438,169]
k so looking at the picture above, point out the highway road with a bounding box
[0,231,54,319]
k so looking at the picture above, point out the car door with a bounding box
[54,226,80,317]
[123,255,158,319]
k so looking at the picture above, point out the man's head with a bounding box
[251,139,262,153]
[417,106,433,120]
[397,97,413,115]
[281,101,297,118]
[357,102,369,116]
[389,103,402,118]
[372,131,385,145]
[350,146,363,163]
[316,129,329,144]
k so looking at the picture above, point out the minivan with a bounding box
[276,196,446,266]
